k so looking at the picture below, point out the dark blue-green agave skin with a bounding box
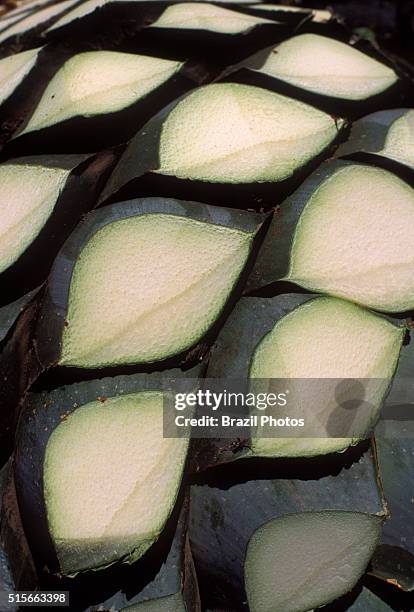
[0,2,412,610]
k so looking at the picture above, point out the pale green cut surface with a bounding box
[0,0,80,43]
[0,47,41,106]
[157,83,342,183]
[0,10,30,29]
[43,392,188,575]
[287,164,414,311]
[122,593,186,611]
[245,511,382,612]
[20,51,182,135]
[381,110,414,168]
[0,11,30,36]
[60,213,253,368]
[47,0,267,30]
[0,163,70,275]
[248,4,331,22]
[151,3,273,33]
[46,0,105,31]
[249,297,403,457]
[252,34,397,100]
[2,0,55,18]
[46,0,255,31]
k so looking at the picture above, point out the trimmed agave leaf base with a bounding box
[0,2,412,610]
